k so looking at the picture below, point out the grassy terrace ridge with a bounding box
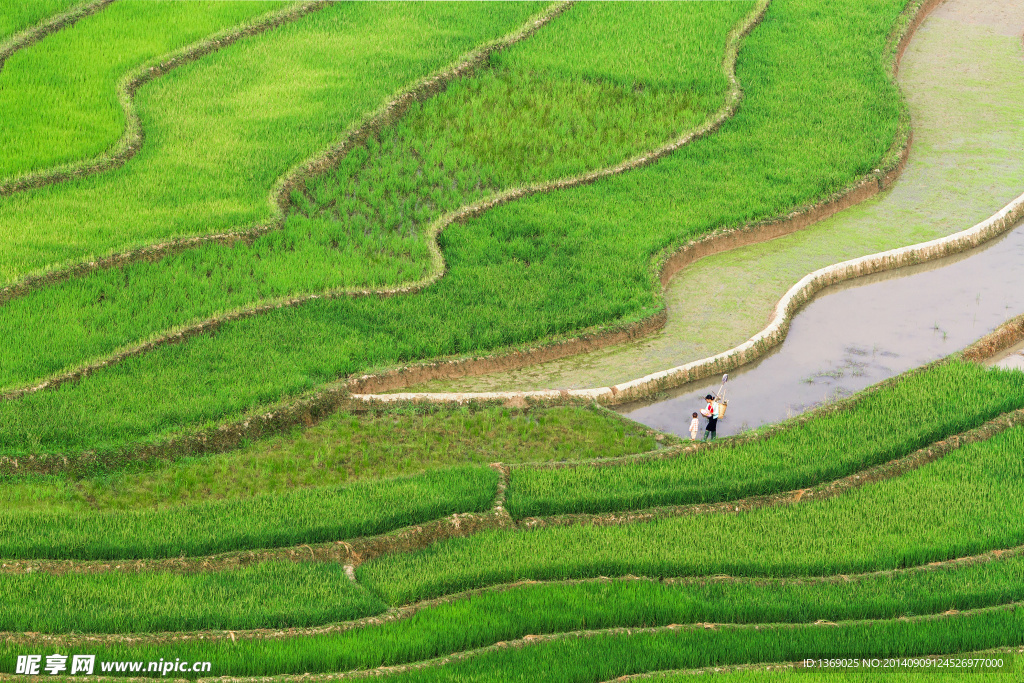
[0,1,548,284]
[300,616,1024,683]
[0,466,496,560]
[0,357,1006,517]
[0,1,751,394]
[0,0,912,455]
[357,425,1024,604]
[1,562,386,633]
[0,0,81,43]
[2,601,1021,678]
[0,1,284,184]
[506,362,1024,517]
[0,405,657,504]
[5,544,1024,635]
[2,356,1017,559]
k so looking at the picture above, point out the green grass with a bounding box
[2,0,1020,674]
[0,603,1019,678]
[339,559,1024,652]
[654,669,1010,682]
[506,362,1024,517]
[482,3,1024,395]
[7,548,1024,644]
[0,0,80,42]
[0,562,385,633]
[358,425,1024,604]
[307,621,1023,682]
[0,1,282,184]
[0,405,656,510]
[0,0,912,454]
[0,1,547,284]
[0,1,749,394]
[0,465,495,560]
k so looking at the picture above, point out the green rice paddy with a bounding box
[0,1,745,395]
[0,0,81,43]
[0,0,913,456]
[1,0,1021,678]
[0,1,280,184]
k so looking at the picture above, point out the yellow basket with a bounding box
[714,399,728,419]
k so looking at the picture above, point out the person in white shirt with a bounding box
[689,412,700,440]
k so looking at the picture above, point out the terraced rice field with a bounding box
[1,0,1023,679]
[412,0,1024,394]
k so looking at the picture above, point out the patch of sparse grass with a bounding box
[0,404,655,511]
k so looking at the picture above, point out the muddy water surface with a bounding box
[618,221,1024,438]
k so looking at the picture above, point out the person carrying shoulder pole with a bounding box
[701,393,719,441]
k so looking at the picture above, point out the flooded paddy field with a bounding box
[619,220,1024,437]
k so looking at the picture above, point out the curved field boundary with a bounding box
[0,1,322,200]
[9,601,1018,683]
[354,180,1024,407]
[0,1,570,303]
[508,353,967,473]
[0,0,576,400]
[7,541,1023,646]
[0,1,977,453]
[7,402,1022,574]
[0,0,570,300]
[342,0,942,398]
[0,0,114,72]
[212,603,1024,681]
[512,401,1024,526]
[0,0,756,402]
